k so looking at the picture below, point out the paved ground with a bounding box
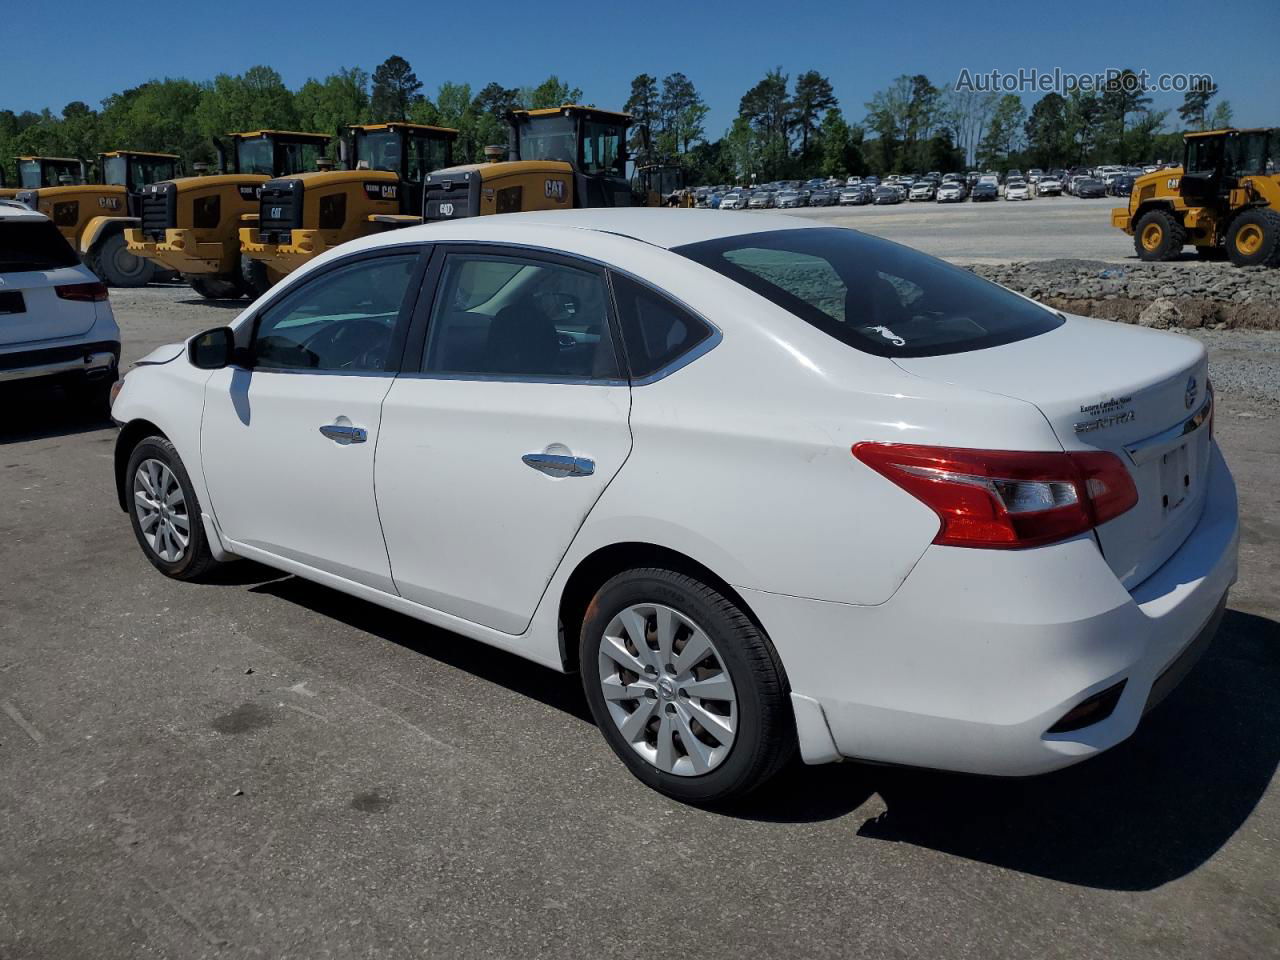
[1,285,1278,960]
[782,195,1134,263]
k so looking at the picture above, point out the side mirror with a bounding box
[188,326,235,369]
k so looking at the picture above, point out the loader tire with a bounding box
[93,231,157,287]
[189,276,245,300]
[1225,210,1280,268]
[239,255,271,299]
[1133,209,1186,262]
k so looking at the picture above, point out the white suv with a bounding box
[0,202,120,409]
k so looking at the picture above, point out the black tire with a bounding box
[1225,209,1280,268]
[189,276,244,300]
[579,567,795,804]
[92,231,157,287]
[239,255,271,298]
[124,435,220,581]
[1133,208,1186,262]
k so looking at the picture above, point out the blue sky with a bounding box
[5,0,1276,136]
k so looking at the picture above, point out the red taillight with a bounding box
[55,281,109,302]
[852,442,1138,549]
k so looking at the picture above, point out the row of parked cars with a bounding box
[698,162,1165,210]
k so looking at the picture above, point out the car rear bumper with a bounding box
[0,340,120,384]
[745,442,1239,776]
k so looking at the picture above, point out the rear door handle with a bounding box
[319,423,368,444]
[522,452,595,477]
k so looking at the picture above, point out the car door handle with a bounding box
[319,423,368,444]
[522,452,595,477]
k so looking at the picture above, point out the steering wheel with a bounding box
[301,319,391,371]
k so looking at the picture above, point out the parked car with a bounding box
[719,191,748,210]
[935,180,966,203]
[0,201,120,411]
[112,209,1238,803]
[747,191,775,209]
[1027,168,1044,184]
[1075,178,1107,198]
[1004,180,1032,201]
[839,185,872,206]
[775,190,804,209]
[1110,175,1136,197]
[909,181,936,201]
[807,187,837,207]
[970,181,999,201]
[872,185,903,205]
[1036,177,1063,196]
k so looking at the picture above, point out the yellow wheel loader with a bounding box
[632,162,695,207]
[16,151,178,286]
[239,122,457,278]
[1,156,89,201]
[1112,128,1280,267]
[125,130,331,299]
[423,105,633,221]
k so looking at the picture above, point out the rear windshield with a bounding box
[673,227,1063,358]
[0,220,80,272]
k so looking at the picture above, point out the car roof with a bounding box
[415,208,830,250]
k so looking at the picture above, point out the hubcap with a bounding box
[597,603,738,777]
[1141,223,1163,251]
[1237,224,1263,256]
[133,458,190,563]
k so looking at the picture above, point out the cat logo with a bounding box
[98,197,121,210]
[364,182,399,201]
[1167,177,1180,190]
[544,179,566,202]
[270,206,283,219]
[439,202,455,217]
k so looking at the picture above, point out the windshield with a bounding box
[237,137,275,175]
[0,220,80,271]
[18,160,41,188]
[102,156,128,186]
[103,156,177,190]
[237,138,320,176]
[1229,132,1272,177]
[674,228,1063,358]
[517,115,576,165]
[357,131,402,173]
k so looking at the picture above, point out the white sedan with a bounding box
[112,209,1238,803]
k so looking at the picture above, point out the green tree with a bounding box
[522,75,583,109]
[370,55,424,122]
[1177,81,1217,131]
[658,72,707,156]
[739,68,791,177]
[1023,92,1069,168]
[791,70,836,158]
[295,68,370,151]
[977,94,1025,169]
[195,66,299,141]
[816,108,855,177]
[1208,100,1234,130]
[472,82,521,156]
[1065,90,1103,164]
[624,73,660,162]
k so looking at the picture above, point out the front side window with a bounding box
[406,135,451,182]
[102,157,128,187]
[133,157,177,191]
[276,141,320,176]
[1185,136,1223,176]
[1229,132,1272,177]
[581,120,624,177]
[423,253,618,380]
[251,254,417,372]
[19,160,41,188]
[675,227,1062,358]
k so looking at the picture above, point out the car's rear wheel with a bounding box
[125,436,219,580]
[580,567,794,803]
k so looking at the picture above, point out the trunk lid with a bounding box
[0,266,99,345]
[895,314,1211,590]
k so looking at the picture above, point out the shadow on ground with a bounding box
[245,571,1280,891]
[0,384,113,444]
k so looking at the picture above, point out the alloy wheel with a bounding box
[597,603,738,777]
[133,458,190,563]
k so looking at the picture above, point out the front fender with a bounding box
[82,215,141,254]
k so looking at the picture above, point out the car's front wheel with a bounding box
[125,436,220,580]
[580,567,795,803]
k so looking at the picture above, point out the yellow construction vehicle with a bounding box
[16,151,178,286]
[632,162,695,207]
[1112,127,1280,266]
[125,130,331,299]
[239,122,457,278]
[2,156,89,200]
[423,105,633,221]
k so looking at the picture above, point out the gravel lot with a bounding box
[2,279,1278,960]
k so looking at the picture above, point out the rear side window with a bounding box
[0,220,79,272]
[674,227,1061,358]
[610,272,712,379]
